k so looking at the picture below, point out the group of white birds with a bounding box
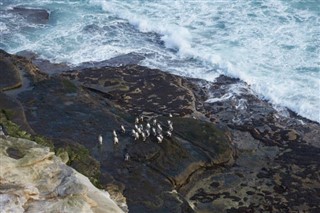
[98,113,174,147]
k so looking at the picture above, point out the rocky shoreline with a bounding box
[1,49,319,212]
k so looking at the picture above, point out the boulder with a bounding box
[9,7,50,24]
[0,58,21,91]
[0,136,124,213]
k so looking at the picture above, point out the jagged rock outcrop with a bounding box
[0,136,125,213]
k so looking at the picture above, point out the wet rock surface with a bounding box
[8,7,50,24]
[180,75,320,212]
[1,50,319,212]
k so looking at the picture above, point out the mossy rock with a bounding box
[56,144,101,188]
[0,110,54,151]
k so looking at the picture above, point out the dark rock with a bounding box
[62,65,197,116]
[9,7,50,24]
[0,93,34,133]
[6,147,24,159]
[78,52,145,69]
[0,57,21,91]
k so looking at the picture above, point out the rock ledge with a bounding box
[0,136,125,213]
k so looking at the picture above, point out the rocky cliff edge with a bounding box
[0,135,124,213]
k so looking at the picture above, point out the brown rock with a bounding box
[0,57,21,91]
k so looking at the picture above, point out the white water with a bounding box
[0,0,319,122]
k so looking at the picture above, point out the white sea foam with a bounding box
[0,22,8,33]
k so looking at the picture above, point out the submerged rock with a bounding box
[9,7,50,24]
[0,136,124,213]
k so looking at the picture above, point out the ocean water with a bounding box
[1,0,319,123]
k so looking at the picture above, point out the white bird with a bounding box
[169,123,173,132]
[166,131,172,137]
[134,132,139,140]
[167,120,172,125]
[157,124,162,135]
[139,115,144,122]
[135,124,139,130]
[152,119,157,126]
[125,153,130,161]
[152,127,157,136]
[98,134,103,146]
[145,129,150,137]
[139,124,144,131]
[169,113,173,118]
[113,130,117,137]
[146,122,151,129]
[157,134,163,143]
[134,124,142,134]
[114,136,119,144]
[135,117,139,124]
[121,125,125,133]
[141,132,146,141]
[132,129,136,135]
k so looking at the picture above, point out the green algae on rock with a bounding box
[0,109,54,151]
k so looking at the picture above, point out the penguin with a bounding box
[134,132,139,140]
[141,131,146,142]
[152,127,157,136]
[169,123,173,132]
[139,124,144,131]
[136,127,142,134]
[125,153,130,161]
[152,119,157,126]
[114,136,119,144]
[139,115,144,122]
[157,134,163,143]
[113,130,117,137]
[120,125,126,133]
[145,129,150,138]
[98,134,103,146]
